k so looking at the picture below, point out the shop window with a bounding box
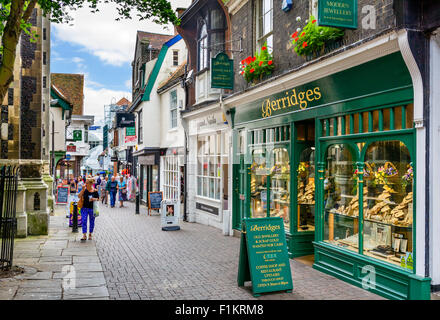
[323,144,358,253]
[297,147,315,232]
[363,140,413,270]
[250,148,268,219]
[163,156,179,200]
[257,0,273,52]
[197,133,226,201]
[270,147,290,231]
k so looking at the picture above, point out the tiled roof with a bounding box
[137,31,174,50]
[157,63,186,92]
[51,73,84,115]
[116,97,131,106]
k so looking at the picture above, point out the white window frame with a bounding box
[196,131,228,201]
[170,90,178,129]
[138,110,143,143]
[163,155,179,200]
[256,0,273,52]
[173,50,179,66]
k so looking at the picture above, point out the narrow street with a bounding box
[93,201,382,300]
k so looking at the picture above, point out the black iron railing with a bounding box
[0,165,19,270]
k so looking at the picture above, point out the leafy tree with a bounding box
[0,0,179,103]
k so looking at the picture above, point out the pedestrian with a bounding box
[130,174,137,201]
[78,178,99,241]
[77,175,85,194]
[117,176,127,208]
[66,175,77,217]
[108,176,118,208]
[100,176,108,205]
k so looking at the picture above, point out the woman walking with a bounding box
[78,178,99,241]
[117,176,127,208]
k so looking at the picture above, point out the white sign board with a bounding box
[161,199,180,231]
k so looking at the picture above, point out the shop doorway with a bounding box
[292,119,316,259]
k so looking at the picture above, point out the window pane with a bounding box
[197,176,202,196]
[203,177,209,197]
[270,147,290,232]
[363,141,413,270]
[324,144,358,253]
[297,147,315,233]
[211,9,224,29]
[250,148,268,218]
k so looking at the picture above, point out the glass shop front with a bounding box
[231,52,430,300]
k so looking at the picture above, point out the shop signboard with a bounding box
[238,217,293,296]
[148,191,163,215]
[89,126,100,130]
[56,186,69,204]
[73,130,82,141]
[318,0,358,29]
[125,135,137,146]
[211,52,234,90]
[66,145,76,152]
[161,199,180,231]
[116,113,135,128]
[126,126,136,136]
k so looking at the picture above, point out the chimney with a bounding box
[174,8,187,35]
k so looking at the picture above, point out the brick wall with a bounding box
[230,0,396,93]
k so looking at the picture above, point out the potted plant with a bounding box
[240,42,274,84]
[291,15,344,60]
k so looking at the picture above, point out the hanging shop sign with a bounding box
[103,125,108,150]
[318,0,358,29]
[116,113,135,128]
[238,217,293,296]
[211,52,234,90]
[126,126,136,136]
[66,145,76,152]
[125,135,137,146]
[148,191,163,215]
[233,52,412,125]
[161,199,180,231]
[73,130,82,141]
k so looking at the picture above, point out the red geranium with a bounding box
[302,42,308,48]
[259,61,263,66]
[268,60,273,65]
[301,32,306,37]
[250,68,255,73]
[291,31,298,38]
[262,46,267,50]
[312,19,317,23]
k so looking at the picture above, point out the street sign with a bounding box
[211,52,234,90]
[161,199,180,231]
[73,130,82,141]
[318,0,358,29]
[89,126,101,130]
[238,217,293,297]
[65,154,71,160]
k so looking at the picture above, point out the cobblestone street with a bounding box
[93,201,383,300]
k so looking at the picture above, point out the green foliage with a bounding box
[291,15,344,57]
[240,42,274,84]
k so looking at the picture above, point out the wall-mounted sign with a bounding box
[161,199,180,231]
[65,154,71,160]
[211,52,234,90]
[238,217,293,297]
[282,0,293,12]
[196,202,219,215]
[66,145,76,152]
[116,113,135,128]
[318,0,358,29]
[73,130,82,141]
[125,135,137,146]
[89,126,101,130]
[125,126,136,136]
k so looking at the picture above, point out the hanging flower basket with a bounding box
[240,42,275,84]
[291,15,344,59]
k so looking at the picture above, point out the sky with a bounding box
[51,0,191,120]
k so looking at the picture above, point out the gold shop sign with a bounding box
[261,87,322,118]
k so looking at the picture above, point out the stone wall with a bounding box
[230,0,396,93]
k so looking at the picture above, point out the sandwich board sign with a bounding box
[148,191,163,215]
[161,199,180,231]
[237,217,293,297]
[56,186,69,204]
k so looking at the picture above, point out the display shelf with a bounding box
[298,224,315,231]
[326,209,359,219]
[364,218,412,229]
[298,201,315,205]
[341,194,397,205]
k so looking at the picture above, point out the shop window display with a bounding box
[270,147,290,232]
[362,141,413,269]
[250,148,268,219]
[297,147,315,231]
[323,144,358,252]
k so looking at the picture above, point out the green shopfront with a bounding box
[230,51,431,300]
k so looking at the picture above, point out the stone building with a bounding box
[0,6,52,237]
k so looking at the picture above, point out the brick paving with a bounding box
[93,201,384,300]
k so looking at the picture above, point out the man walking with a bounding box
[100,176,108,205]
[108,176,118,208]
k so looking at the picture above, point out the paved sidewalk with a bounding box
[94,201,384,300]
[0,207,109,300]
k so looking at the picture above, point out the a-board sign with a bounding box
[56,186,69,204]
[238,217,293,296]
[148,191,163,214]
[161,199,180,231]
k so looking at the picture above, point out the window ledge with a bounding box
[168,128,178,133]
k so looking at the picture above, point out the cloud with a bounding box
[124,79,132,90]
[52,0,192,66]
[83,86,131,118]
